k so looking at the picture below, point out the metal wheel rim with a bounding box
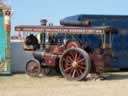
[26,60,41,77]
[60,48,90,80]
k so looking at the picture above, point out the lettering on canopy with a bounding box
[15,26,108,34]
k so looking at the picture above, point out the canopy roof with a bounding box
[15,25,113,34]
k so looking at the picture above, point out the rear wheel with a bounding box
[59,48,91,81]
[26,60,41,77]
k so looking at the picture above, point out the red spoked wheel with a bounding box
[26,60,41,77]
[59,48,91,81]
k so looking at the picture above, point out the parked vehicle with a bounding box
[15,25,115,80]
[60,14,128,69]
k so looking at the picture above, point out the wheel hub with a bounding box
[72,61,77,68]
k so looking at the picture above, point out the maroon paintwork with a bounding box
[42,41,108,75]
[15,25,113,80]
[49,45,64,54]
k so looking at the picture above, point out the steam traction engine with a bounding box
[15,25,113,81]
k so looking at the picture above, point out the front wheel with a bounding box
[59,48,91,81]
[26,60,41,77]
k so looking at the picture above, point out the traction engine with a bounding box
[15,23,113,81]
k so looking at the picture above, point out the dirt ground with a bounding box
[0,71,128,96]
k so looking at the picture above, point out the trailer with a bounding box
[61,14,128,69]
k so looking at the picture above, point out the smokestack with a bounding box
[40,19,48,26]
[40,19,48,50]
